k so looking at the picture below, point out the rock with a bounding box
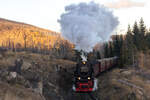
[9,72,17,78]
[137,89,144,96]
[121,70,132,75]
[22,61,32,70]
[14,58,23,74]
[5,72,17,82]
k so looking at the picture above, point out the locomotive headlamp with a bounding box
[88,77,91,80]
[83,61,86,64]
[78,77,81,80]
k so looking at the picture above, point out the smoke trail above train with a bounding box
[58,2,119,52]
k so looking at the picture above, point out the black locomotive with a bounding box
[73,61,98,92]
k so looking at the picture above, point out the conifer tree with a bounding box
[113,35,120,57]
[126,25,133,44]
[139,18,146,36]
[126,25,136,65]
[132,21,140,50]
[109,41,114,57]
[139,18,147,50]
[120,39,128,66]
[146,30,150,49]
[104,43,109,58]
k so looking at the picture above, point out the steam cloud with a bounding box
[58,2,119,52]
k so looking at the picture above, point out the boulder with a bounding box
[22,61,32,70]
[9,72,17,78]
[121,70,132,75]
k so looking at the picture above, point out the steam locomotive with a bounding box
[72,56,118,92]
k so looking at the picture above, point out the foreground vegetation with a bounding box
[1,51,150,100]
[0,51,76,100]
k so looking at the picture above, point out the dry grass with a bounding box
[0,81,45,100]
[0,51,76,70]
[0,51,76,100]
[97,65,150,100]
[137,52,150,69]
[2,51,150,100]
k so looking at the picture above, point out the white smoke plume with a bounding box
[58,2,119,53]
[81,51,87,61]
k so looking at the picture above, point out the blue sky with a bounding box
[0,0,149,33]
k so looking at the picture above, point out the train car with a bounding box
[93,61,100,76]
[72,62,98,92]
[93,57,118,77]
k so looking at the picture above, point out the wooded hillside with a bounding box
[0,18,74,59]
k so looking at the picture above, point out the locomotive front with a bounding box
[73,61,98,92]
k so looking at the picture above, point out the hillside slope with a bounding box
[0,51,76,100]
[0,18,62,49]
[0,81,45,100]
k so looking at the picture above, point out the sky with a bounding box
[0,0,149,33]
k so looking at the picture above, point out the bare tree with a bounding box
[23,33,27,49]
